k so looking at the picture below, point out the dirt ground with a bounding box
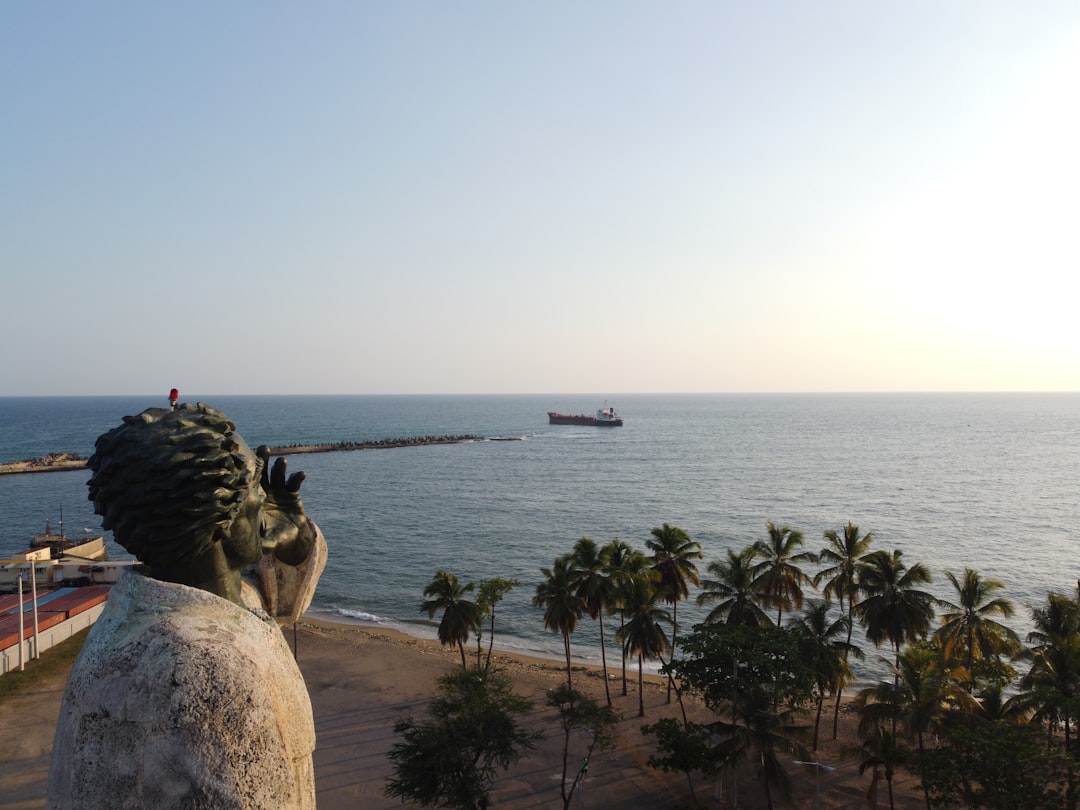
[0,619,925,808]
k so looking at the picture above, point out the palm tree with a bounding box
[604,539,649,696]
[853,548,936,672]
[696,545,771,627]
[815,521,874,739]
[715,685,808,810]
[421,570,482,670]
[614,570,672,717]
[647,523,702,702]
[533,555,585,690]
[791,600,862,751]
[1020,590,1080,758]
[751,522,817,627]
[476,576,519,671]
[569,536,615,705]
[858,727,905,810]
[934,567,1020,690]
[857,641,978,810]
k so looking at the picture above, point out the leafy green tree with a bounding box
[934,567,1020,691]
[672,623,817,722]
[815,521,874,739]
[751,522,817,627]
[604,539,649,696]
[615,570,673,717]
[696,545,771,628]
[475,576,518,672]
[647,523,702,702]
[570,536,615,705]
[422,570,482,670]
[790,600,862,751]
[918,720,1068,810]
[853,548,936,672]
[385,669,541,810]
[546,685,619,810]
[642,717,715,807]
[533,555,585,690]
[670,623,816,810]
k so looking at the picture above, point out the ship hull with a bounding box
[547,412,623,427]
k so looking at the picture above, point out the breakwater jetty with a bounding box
[0,435,487,476]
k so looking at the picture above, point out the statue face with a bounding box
[222,483,266,570]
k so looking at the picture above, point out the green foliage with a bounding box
[696,546,772,628]
[475,576,518,671]
[421,570,483,670]
[642,717,718,779]
[533,555,586,689]
[385,668,541,809]
[750,521,817,626]
[646,523,702,605]
[918,721,1067,809]
[671,623,818,712]
[853,548,935,662]
[569,537,616,704]
[668,622,814,809]
[614,569,672,717]
[935,567,1021,691]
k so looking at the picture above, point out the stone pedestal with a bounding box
[48,568,316,810]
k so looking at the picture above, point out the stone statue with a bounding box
[48,403,327,810]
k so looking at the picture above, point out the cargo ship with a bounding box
[547,404,624,427]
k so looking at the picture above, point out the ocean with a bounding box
[2,393,1078,682]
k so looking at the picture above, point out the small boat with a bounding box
[547,404,624,427]
[29,518,106,561]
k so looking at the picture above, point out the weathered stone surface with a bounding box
[48,569,315,809]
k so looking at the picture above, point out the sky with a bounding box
[3,3,1078,395]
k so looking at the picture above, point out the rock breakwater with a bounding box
[0,436,485,475]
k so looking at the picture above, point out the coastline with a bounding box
[0,613,924,809]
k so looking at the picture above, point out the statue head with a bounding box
[87,403,268,602]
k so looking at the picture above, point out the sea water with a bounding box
[2,393,1078,681]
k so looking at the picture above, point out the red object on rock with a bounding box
[169,388,179,408]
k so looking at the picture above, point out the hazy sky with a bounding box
[4,3,1078,395]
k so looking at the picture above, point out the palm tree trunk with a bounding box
[1067,714,1077,810]
[619,615,628,696]
[665,604,673,704]
[598,613,612,706]
[666,601,678,703]
[918,732,931,810]
[457,640,468,671]
[814,691,824,751]
[485,612,496,671]
[637,653,645,717]
[562,631,573,690]
[833,596,854,740]
[762,748,775,810]
[657,651,688,727]
[832,687,844,741]
[559,714,572,810]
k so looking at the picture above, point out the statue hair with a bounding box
[87,403,262,570]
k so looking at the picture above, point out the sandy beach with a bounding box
[0,619,923,809]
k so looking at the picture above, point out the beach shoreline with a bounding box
[0,613,924,809]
